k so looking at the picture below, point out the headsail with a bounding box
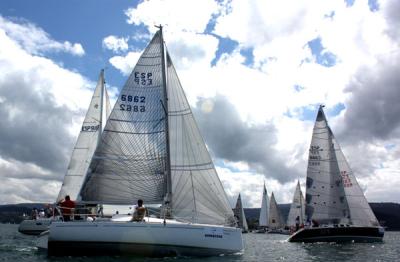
[233,194,249,231]
[305,105,378,226]
[166,50,234,225]
[80,31,168,204]
[57,70,106,202]
[258,182,269,227]
[268,192,284,229]
[286,181,305,227]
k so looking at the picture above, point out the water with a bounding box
[1,224,399,261]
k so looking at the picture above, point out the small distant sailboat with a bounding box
[39,26,243,257]
[18,70,111,235]
[288,105,384,243]
[234,194,249,233]
[286,181,305,232]
[256,182,269,233]
[267,192,287,234]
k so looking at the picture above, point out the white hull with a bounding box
[41,218,243,257]
[18,218,57,235]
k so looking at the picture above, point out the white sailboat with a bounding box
[267,192,287,234]
[286,180,305,232]
[39,26,243,257]
[234,194,249,233]
[256,182,269,233]
[19,70,110,235]
[288,105,384,243]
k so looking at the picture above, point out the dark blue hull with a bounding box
[288,226,384,243]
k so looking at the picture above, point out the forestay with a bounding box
[166,51,234,225]
[80,31,168,204]
[268,192,284,229]
[286,181,305,227]
[57,70,108,202]
[305,106,378,226]
[259,183,269,227]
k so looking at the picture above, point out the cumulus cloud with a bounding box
[0,16,85,56]
[194,95,301,183]
[102,35,129,53]
[0,17,99,204]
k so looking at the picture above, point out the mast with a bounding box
[158,25,172,208]
[298,181,304,223]
[98,68,105,144]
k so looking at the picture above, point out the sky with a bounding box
[0,0,399,208]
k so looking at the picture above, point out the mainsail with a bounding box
[258,183,269,227]
[80,27,234,225]
[305,106,379,226]
[286,181,305,227]
[233,194,248,231]
[57,70,109,202]
[268,192,284,229]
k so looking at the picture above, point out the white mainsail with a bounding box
[57,70,108,202]
[259,183,269,227]
[233,194,248,232]
[268,192,284,229]
[305,106,379,226]
[79,28,235,225]
[286,181,305,227]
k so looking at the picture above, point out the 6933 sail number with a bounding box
[119,94,146,112]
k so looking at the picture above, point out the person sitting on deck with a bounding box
[58,195,75,221]
[312,219,319,228]
[295,216,300,231]
[132,199,146,222]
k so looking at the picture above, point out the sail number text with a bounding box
[134,72,153,86]
[82,125,100,132]
[119,95,146,112]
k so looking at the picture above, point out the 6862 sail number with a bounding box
[119,94,146,112]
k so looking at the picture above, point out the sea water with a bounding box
[0,224,399,261]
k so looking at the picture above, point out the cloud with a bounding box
[102,35,129,53]
[193,95,301,183]
[108,51,142,76]
[0,16,99,204]
[125,0,218,34]
[0,16,85,56]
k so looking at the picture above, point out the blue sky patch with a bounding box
[368,0,379,11]
[211,35,238,66]
[308,37,337,67]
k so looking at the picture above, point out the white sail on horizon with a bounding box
[268,192,284,229]
[305,106,379,226]
[57,70,108,202]
[233,194,248,232]
[259,183,269,227]
[286,181,305,227]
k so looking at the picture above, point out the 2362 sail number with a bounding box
[120,95,146,112]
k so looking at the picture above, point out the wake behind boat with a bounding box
[40,26,243,257]
[288,105,384,243]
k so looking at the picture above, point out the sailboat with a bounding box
[288,105,384,243]
[233,194,249,233]
[39,26,243,257]
[18,70,110,235]
[267,192,287,234]
[286,181,305,233]
[256,182,269,233]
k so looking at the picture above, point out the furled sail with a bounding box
[233,194,248,231]
[286,181,305,227]
[57,70,106,202]
[259,183,269,227]
[166,51,235,225]
[80,31,167,204]
[305,106,378,226]
[268,192,284,229]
